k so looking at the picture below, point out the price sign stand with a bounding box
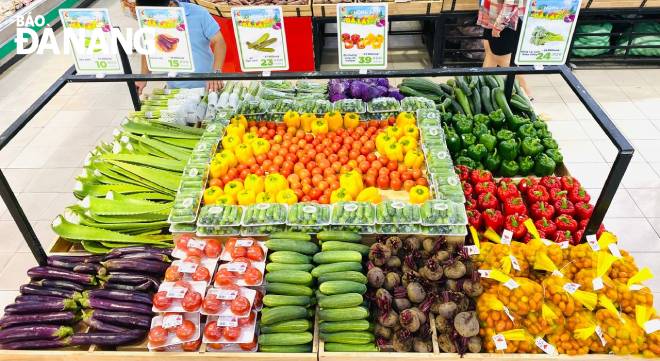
[136,6,195,73]
[336,3,388,70]
[231,6,290,72]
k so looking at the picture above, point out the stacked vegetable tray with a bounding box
[6,78,658,360]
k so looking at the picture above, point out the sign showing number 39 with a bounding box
[337,3,388,70]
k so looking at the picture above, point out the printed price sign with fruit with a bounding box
[231,6,289,72]
[136,6,194,72]
[336,3,388,70]
[59,9,123,75]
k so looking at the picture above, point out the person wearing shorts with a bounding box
[478,0,532,98]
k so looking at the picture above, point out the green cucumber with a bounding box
[265,270,313,285]
[258,332,313,345]
[316,231,361,242]
[319,306,369,322]
[263,295,311,307]
[261,306,308,325]
[265,283,313,296]
[266,263,314,272]
[313,251,362,264]
[321,331,375,345]
[471,86,482,114]
[324,343,379,352]
[266,239,319,255]
[319,281,367,295]
[260,344,312,353]
[311,262,362,277]
[260,319,312,334]
[269,251,312,264]
[318,271,367,284]
[270,232,311,241]
[318,293,364,309]
[321,241,369,255]
[481,86,494,113]
[319,320,371,333]
[494,87,514,122]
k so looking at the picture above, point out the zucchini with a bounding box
[510,99,531,112]
[321,331,375,345]
[258,332,313,345]
[260,344,312,353]
[319,320,371,333]
[266,263,314,272]
[318,293,364,309]
[471,86,482,114]
[495,75,505,88]
[319,306,369,321]
[494,87,514,122]
[265,283,313,296]
[453,87,473,117]
[324,343,379,352]
[439,83,454,96]
[467,76,478,90]
[265,270,313,285]
[481,86,494,113]
[319,281,367,295]
[266,239,319,255]
[313,251,362,264]
[398,86,442,103]
[438,97,452,112]
[260,319,312,334]
[316,231,361,243]
[270,232,311,241]
[321,241,370,255]
[311,262,362,277]
[455,76,472,96]
[400,78,449,98]
[318,271,367,284]
[261,306,308,325]
[269,251,311,264]
[450,98,464,115]
[484,75,499,89]
[263,295,312,307]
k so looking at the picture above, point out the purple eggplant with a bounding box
[4,299,79,315]
[49,255,103,263]
[70,330,146,346]
[73,263,104,275]
[30,279,85,292]
[84,289,152,306]
[20,284,81,299]
[101,259,169,274]
[0,311,78,328]
[15,295,65,304]
[84,309,150,329]
[103,246,171,260]
[104,280,153,292]
[79,296,152,315]
[103,272,160,287]
[27,266,96,285]
[0,337,71,349]
[84,317,129,332]
[0,325,73,343]
[118,252,171,263]
[46,258,78,270]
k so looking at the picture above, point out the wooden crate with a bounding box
[189,0,312,18]
[441,0,478,12]
[583,0,644,7]
[312,1,443,18]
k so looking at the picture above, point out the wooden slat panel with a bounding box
[313,1,443,17]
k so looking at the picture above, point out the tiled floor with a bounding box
[1,0,660,312]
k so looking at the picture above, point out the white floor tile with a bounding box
[584,188,644,218]
[557,140,604,163]
[614,118,660,140]
[23,168,78,193]
[628,188,660,218]
[0,290,18,317]
[631,140,660,162]
[605,218,660,252]
[547,121,589,140]
[621,162,660,189]
[564,162,610,188]
[0,253,36,291]
[592,139,645,163]
[602,101,647,121]
[533,102,575,121]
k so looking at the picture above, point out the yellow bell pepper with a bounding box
[339,170,363,198]
[300,113,316,133]
[283,110,300,129]
[210,159,229,179]
[356,187,382,203]
[311,119,329,135]
[264,173,289,195]
[235,143,253,164]
[398,135,418,153]
[231,115,248,129]
[404,149,425,169]
[324,111,343,131]
[236,189,256,206]
[243,132,258,145]
[244,174,264,194]
[221,134,240,151]
[403,124,419,140]
[385,142,404,162]
[256,191,275,203]
[386,125,403,140]
[409,185,430,204]
[216,149,237,168]
[215,194,235,205]
[375,133,395,155]
[343,113,359,129]
[226,123,245,139]
[203,186,224,205]
[224,180,244,201]
[276,189,298,205]
[396,112,416,127]
[330,187,353,203]
[251,138,270,156]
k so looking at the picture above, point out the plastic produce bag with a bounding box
[571,23,613,57]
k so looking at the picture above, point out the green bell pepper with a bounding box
[507,114,530,131]
[479,133,497,152]
[518,156,535,176]
[458,148,469,159]
[534,153,556,176]
[455,117,473,135]
[444,126,462,154]
[474,114,490,125]
[517,123,537,139]
[489,109,505,129]
[500,160,520,177]
[521,137,544,157]
[533,121,548,131]
[440,112,453,123]
[545,148,564,164]
[484,151,502,173]
[461,133,477,148]
[456,156,477,169]
[472,122,490,138]
[452,113,469,125]
[498,139,518,161]
[536,128,553,139]
[541,137,559,150]
[496,129,515,142]
[467,143,488,162]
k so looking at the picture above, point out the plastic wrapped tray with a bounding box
[268,99,296,121]
[235,100,269,120]
[375,200,421,234]
[416,108,442,126]
[400,96,436,112]
[261,80,295,93]
[419,199,468,236]
[432,174,466,203]
[296,99,332,116]
[331,201,376,233]
[241,203,287,236]
[169,191,202,224]
[333,99,366,114]
[296,80,327,94]
[196,205,243,236]
[287,203,331,233]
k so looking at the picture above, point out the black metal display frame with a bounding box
[0,64,633,266]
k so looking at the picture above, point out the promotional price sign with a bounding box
[59,9,123,75]
[336,3,388,70]
[515,0,582,65]
[231,6,289,72]
[136,6,194,72]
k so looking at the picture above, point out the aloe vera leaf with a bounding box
[126,134,189,161]
[79,209,169,224]
[82,240,112,254]
[106,161,181,191]
[75,212,168,231]
[99,153,185,172]
[123,121,200,139]
[81,196,171,216]
[73,182,153,198]
[95,162,177,196]
[153,137,198,149]
[128,192,175,202]
[131,141,174,160]
[150,120,205,135]
[53,216,169,245]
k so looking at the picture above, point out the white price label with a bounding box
[344,203,359,212]
[187,238,206,250]
[145,111,154,118]
[644,319,660,334]
[551,270,564,278]
[586,234,600,251]
[236,238,254,247]
[178,261,198,273]
[595,325,607,346]
[558,241,570,249]
[509,255,521,271]
[210,288,239,300]
[629,284,645,291]
[503,306,515,322]
[182,198,193,208]
[563,282,580,294]
[188,168,199,177]
[535,337,558,356]
[433,202,448,211]
[227,262,247,273]
[608,243,622,258]
[478,270,492,278]
[391,201,405,209]
[162,314,183,329]
[216,316,238,327]
[503,279,520,290]
[209,206,224,215]
[501,229,513,245]
[464,245,480,255]
[303,205,316,213]
[167,286,187,299]
[541,238,554,246]
[592,277,604,291]
[492,334,508,350]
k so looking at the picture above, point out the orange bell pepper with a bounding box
[203,186,224,205]
[244,174,264,194]
[210,159,229,179]
[356,187,382,203]
[330,187,353,203]
[236,189,256,206]
[311,119,329,135]
[215,194,236,205]
[235,143,253,165]
[339,170,363,198]
[256,191,274,203]
[231,115,248,129]
[403,124,419,140]
[398,135,417,153]
[224,180,244,201]
[221,134,240,151]
[409,185,430,204]
[276,189,298,205]
[265,173,289,195]
[300,113,316,133]
[404,149,425,169]
[251,138,270,156]
[216,149,237,167]
[396,112,416,127]
[324,111,343,131]
[226,123,245,139]
[385,142,404,162]
[243,132,258,145]
[283,110,300,129]
[343,112,360,129]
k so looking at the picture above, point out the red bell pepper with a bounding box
[540,176,561,190]
[467,209,482,229]
[534,217,557,240]
[504,214,528,239]
[554,197,575,217]
[560,176,580,191]
[504,197,527,216]
[579,218,588,230]
[517,177,538,194]
[497,182,519,202]
[575,202,594,220]
[569,186,591,204]
[499,177,514,186]
[483,208,504,233]
[555,214,578,233]
[531,201,555,220]
[527,184,550,203]
[579,219,606,239]
[549,188,568,203]
[475,181,496,195]
[465,197,477,211]
[478,192,499,211]
[554,230,574,245]
[461,180,473,200]
[470,169,493,184]
[455,165,470,182]
[573,230,584,245]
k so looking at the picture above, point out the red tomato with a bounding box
[378,167,390,177]
[182,291,202,312]
[387,161,398,171]
[403,179,416,192]
[176,237,190,252]
[204,321,224,341]
[191,266,210,282]
[318,181,329,192]
[412,168,423,179]
[223,326,241,341]
[148,326,168,346]
[165,265,182,282]
[319,195,330,204]
[209,178,223,188]
[416,177,429,186]
[152,291,172,310]
[230,295,251,316]
[371,160,382,170]
[238,311,256,327]
[231,246,247,259]
[312,174,323,186]
[174,280,192,291]
[365,174,376,187]
[175,319,196,340]
[390,177,402,191]
[243,267,263,286]
[239,336,258,351]
[329,180,340,190]
[366,152,377,162]
[377,175,390,189]
[359,161,370,173]
[233,257,252,268]
[204,239,222,258]
[247,244,264,261]
[309,188,323,200]
[202,294,223,314]
[186,247,203,258]
[184,255,201,264]
[181,338,201,352]
[390,171,400,180]
[215,269,237,286]
[401,170,413,181]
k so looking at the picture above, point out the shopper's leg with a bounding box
[482,40,498,67]
[493,53,534,99]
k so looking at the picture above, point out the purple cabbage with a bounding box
[388,88,405,101]
[328,78,398,102]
